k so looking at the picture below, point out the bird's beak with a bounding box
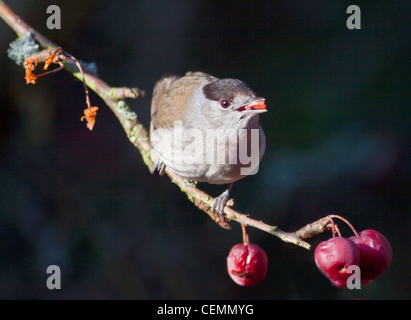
[236,97,267,114]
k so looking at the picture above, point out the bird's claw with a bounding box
[212,189,231,222]
[154,159,166,176]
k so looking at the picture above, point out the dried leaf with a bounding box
[81,106,99,130]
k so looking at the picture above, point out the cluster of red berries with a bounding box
[226,216,392,288]
[315,227,392,288]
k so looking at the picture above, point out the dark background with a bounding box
[0,0,409,299]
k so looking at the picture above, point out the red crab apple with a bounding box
[227,243,268,286]
[314,237,360,288]
[349,229,392,285]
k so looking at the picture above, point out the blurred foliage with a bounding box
[0,0,410,299]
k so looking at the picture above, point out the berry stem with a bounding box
[241,224,250,246]
[328,214,358,237]
[328,217,342,237]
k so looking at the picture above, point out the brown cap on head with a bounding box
[202,79,256,103]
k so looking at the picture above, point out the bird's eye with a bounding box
[220,100,231,108]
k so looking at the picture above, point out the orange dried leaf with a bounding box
[43,52,59,70]
[25,69,37,84]
[24,57,38,84]
[81,106,99,131]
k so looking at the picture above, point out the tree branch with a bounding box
[0,1,335,250]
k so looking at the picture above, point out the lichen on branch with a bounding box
[7,31,39,65]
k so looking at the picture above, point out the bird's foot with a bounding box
[212,189,232,222]
[153,159,166,176]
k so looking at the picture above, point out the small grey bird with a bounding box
[150,71,267,220]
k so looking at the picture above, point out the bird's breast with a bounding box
[150,122,265,184]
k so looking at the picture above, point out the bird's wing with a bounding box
[150,72,216,130]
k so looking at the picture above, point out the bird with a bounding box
[149,71,267,221]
